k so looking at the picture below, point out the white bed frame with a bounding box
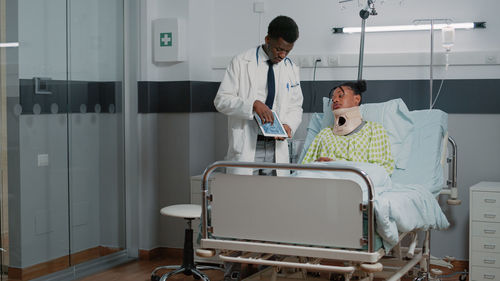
[198,137,459,281]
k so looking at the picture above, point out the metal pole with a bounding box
[358,18,366,81]
[429,20,434,108]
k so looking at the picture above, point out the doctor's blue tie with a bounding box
[265,60,275,109]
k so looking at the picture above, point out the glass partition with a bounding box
[1,0,126,279]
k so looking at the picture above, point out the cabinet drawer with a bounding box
[471,266,500,281]
[472,251,500,267]
[473,192,500,222]
[472,236,500,253]
[472,222,500,238]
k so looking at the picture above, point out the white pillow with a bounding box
[321,97,414,170]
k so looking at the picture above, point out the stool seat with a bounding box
[160,204,201,219]
[152,203,222,281]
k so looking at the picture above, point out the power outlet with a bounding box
[312,56,323,67]
[328,56,339,67]
[485,55,497,64]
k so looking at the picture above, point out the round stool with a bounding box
[160,204,202,219]
[151,204,221,281]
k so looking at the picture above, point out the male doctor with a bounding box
[214,15,303,177]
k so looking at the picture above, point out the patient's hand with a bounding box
[316,157,334,162]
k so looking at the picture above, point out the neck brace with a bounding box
[332,106,363,136]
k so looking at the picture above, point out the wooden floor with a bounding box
[77,257,225,281]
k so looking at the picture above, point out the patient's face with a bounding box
[331,86,361,110]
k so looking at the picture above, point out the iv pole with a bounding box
[357,0,377,80]
[413,18,451,108]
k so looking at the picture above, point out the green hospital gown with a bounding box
[302,121,395,174]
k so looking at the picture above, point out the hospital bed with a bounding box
[197,99,459,280]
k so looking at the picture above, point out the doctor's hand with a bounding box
[275,124,291,141]
[253,100,274,124]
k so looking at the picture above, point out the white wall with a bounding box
[139,0,189,81]
[137,114,160,251]
[138,1,500,82]
[211,0,500,81]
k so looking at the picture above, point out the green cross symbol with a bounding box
[160,32,172,47]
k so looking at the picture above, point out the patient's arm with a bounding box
[368,123,395,175]
[316,157,334,162]
[301,129,327,164]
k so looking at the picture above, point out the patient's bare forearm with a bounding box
[316,157,333,162]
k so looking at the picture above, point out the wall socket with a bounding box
[328,56,339,66]
[485,55,497,64]
[294,55,338,68]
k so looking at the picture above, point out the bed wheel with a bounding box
[412,273,426,281]
[459,269,468,281]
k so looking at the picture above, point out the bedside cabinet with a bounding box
[190,174,222,264]
[470,182,500,280]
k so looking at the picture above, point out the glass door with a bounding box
[67,0,126,266]
[0,0,126,279]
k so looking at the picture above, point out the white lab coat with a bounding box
[214,47,303,176]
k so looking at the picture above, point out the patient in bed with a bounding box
[301,80,395,174]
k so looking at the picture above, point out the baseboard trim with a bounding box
[138,247,183,260]
[8,246,123,280]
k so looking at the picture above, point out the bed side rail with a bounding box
[201,161,377,252]
[440,136,461,205]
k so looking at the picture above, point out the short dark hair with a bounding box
[329,80,367,104]
[268,15,299,43]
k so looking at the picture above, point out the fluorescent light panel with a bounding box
[0,42,19,48]
[340,22,480,33]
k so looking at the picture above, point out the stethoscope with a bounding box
[255,45,300,91]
